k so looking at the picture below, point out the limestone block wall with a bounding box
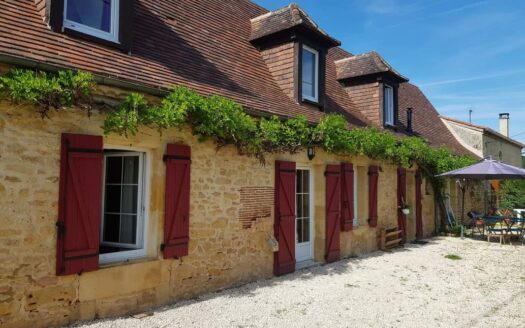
[0,97,436,327]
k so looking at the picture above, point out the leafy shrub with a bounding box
[0,69,94,117]
[0,68,476,188]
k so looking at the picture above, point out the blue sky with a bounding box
[253,0,525,145]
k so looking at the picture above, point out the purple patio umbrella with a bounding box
[437,158,525,227]
[437,158,525,180]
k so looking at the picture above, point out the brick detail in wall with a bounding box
[344,82,381,126]
[239,187,274,228]
[260,43,295,100]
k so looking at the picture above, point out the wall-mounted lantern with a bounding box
[307,146,315,160]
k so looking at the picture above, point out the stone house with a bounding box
[441,115,524,214]
[441,115,523,167]
[0,1,473,327]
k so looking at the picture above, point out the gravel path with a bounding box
[72,237,525,328]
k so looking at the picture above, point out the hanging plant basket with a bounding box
[402,208,410,215]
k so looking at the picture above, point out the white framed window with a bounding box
[63,0,120,43]
[301,45,319,102]
[353,168,359,227]
[100,151,147,264]
[384,84,395,126]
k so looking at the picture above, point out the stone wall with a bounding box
[0,95,435,327]
[483,134,523,167]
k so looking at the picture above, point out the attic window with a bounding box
[64,0,120,42]
[384,84,395,126]
[301,45,319,102]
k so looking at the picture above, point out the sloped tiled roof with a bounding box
[0,0,473,157]
[398,83,477,157]
[335,51,408,82]
[249,3,340,47]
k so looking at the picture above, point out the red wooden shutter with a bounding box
[397,168,407,243]
[274,160,296,276]
[56,133,103,276]
[163,144,191,259]
[340,163,354,231]
[367,166,379,227]
[325,165,341,263]
[415,169,423,239]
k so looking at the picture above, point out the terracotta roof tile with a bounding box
[0,0,363,126]
[335,51,408,82]
[249,3,340,47]
[398,83,477,157]
[0,0,472,156]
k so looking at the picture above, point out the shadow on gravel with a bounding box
[146,238,438,311]
[68,237,442,327]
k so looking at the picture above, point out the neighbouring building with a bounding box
[441,115,524,215]
[0,1,474,327]
[441,114,524,167]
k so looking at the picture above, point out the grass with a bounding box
[445,254,462,260]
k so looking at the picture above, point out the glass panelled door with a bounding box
[296,169,313,262]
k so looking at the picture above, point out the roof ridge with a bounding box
[440,116,525,148]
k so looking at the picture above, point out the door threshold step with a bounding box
[296,259,318,270]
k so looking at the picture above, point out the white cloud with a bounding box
[417,69,525,87]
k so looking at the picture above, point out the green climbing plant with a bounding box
[0,68,475,185]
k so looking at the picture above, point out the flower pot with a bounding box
[401,208,410,215]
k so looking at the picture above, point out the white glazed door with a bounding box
[296,169,313,262]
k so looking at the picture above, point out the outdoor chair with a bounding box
[486,216,511,244]
[467,211,484,236]
[507,218,525,244]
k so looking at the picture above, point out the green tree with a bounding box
[500,179,525,210]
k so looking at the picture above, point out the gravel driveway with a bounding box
[72,237,525,328]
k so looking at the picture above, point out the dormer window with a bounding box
[63,0,120,42]
[301,45,319,103]
[384,84,395,126]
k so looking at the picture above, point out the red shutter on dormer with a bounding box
[56,133,103,276]
[274,160,296,276]
[341,163,354,231]
[415,169,423,239]
[163,144,191,259]
[397,168,407,243]
[325,164,341,263]
[367,166,379,228]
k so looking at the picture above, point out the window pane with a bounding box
[104,185,121,213]
[123,156,139,184]
[302,194,310,218]
[120,215,137,244]
[105,156,122,184]
[303,218,310,242]
[302,49,315,83]
[121,185,138,214]
[66,0,112,32]
[103,214,120,242]
[384,86,394,124]
[302,48,316,99]
[296,170,302,194]
[296,218,303,243]
[302,171,309,193]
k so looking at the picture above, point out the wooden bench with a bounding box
[380,227,403,251]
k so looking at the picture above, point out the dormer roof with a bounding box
[249,3,341,48]
[335,51,408,83]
